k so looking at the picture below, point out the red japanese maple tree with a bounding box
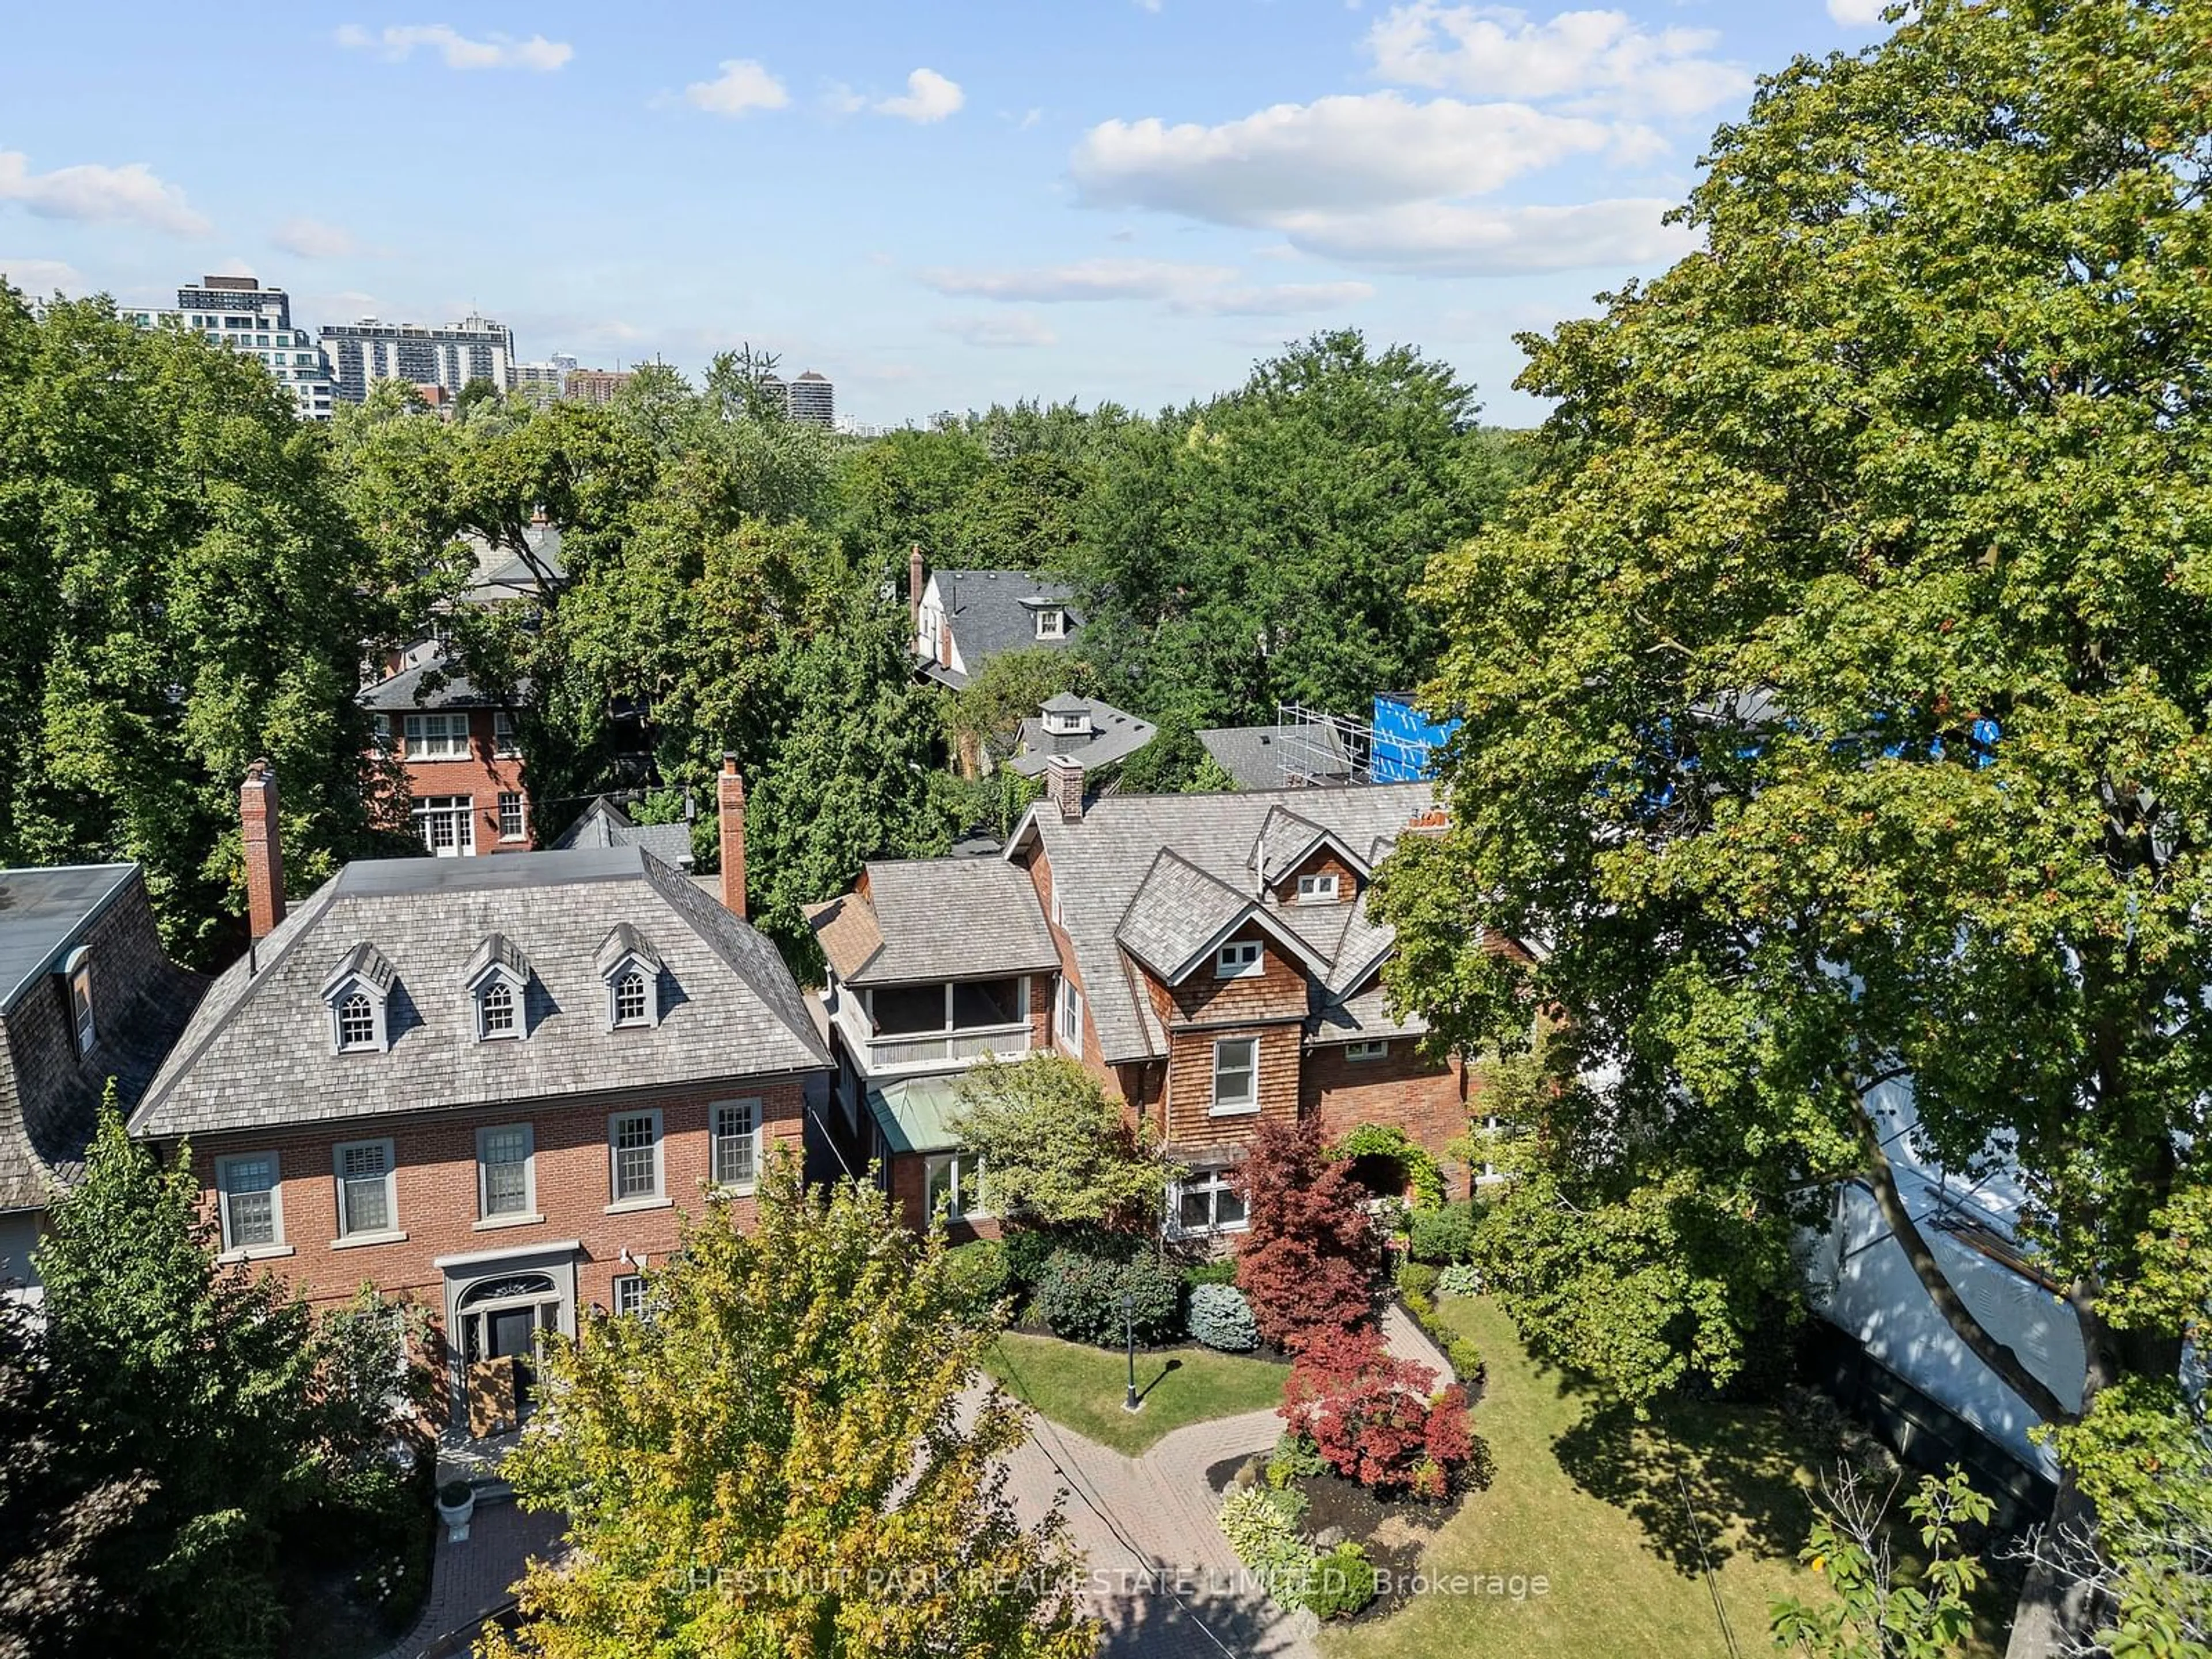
[1231,1116,1382,1353]
[1281,1327,1474,1498]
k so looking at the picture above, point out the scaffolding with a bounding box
[1274,701,1437,789]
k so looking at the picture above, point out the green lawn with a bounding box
[1322,1297,2003,1659]
[983,1331,1287,1455]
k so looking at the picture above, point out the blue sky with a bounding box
[0,1,1891,426]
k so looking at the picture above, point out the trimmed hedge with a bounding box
[1036,1248,1182,1346]
[1395,1261,1441,1301]
[1407,1200,1476,1264]
[1181,1258,1239,1289]
[1187,1283,1259,1351]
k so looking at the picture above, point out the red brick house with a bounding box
[362,645,536,855]
[131,760,828,1424]
[809,764,1505,1242]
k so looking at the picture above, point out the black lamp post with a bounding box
[1122,1287,1140,1412]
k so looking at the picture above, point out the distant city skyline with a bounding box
[1,2,1900,425]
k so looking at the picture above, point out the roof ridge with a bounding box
[636,853,827,1065]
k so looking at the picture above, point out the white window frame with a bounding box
[475,1123,536,1222]
[1210,1035,1260,1116]
[1168,1168,1249,1238]
[711,1099,760,1191]
[925,1150,987,1221]
[402,710,471,760]
[607,959,659,1029]
[330,982,388,1054]
[611,1273,648,1316]
[1033,607,1065,640]
[607,1109,665,1207]
[216,1152,285,1254]
[1214,940,1263,980]
[332,1138,400,1241]
[1295,873,1342,904]
[476,975,523,1041]
[493,710,520,758]
[1056,977,1082,1050]
[412,794,476,857]
[1345,1039,1390,1063]
[497,790,527,841]
[63,947,94,1055]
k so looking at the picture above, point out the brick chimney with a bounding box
[241,758,286,940]
[908,545,925,645]
[717,753,748,919]
[1045,755,1085,824]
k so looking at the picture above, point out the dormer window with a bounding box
[596,923,664,1030]
[1295,873,1342,904]
[320,943,396,1055]
[60,946,94,1056]
[1215,940,1263,979]
[463,931,531,1043]
[1034,607,1065,640]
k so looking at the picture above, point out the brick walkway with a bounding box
[377,1499,566,1659]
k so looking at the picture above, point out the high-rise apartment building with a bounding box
[787,370,834,426]
[319,313,516,404]
[124,275,336,421]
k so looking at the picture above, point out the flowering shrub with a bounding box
[1187,1284,1260,1351]
[1280,1328,1474,1498]
[1234,1117,1381,1352]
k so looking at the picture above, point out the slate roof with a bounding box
[0,866,206,1211]
[132,846,827,1141]
[359,645,527,713]
[549,797,696,870]
[461,525,565,606]
[923,569,1080,690]
[1010,784,1441,1063]
[1305,983,1429,1044]
[807,859,1059,987]
[1006,698,1159,778]
[1113,853,1255,983]
[1197,724,1354,791]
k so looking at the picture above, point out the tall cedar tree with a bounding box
[33,1105,327,1659]
[1368,0,2212,1649]
[483,1153,1097,1659]
[1232,1116,1382,1352]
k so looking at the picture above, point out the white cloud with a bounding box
[335,22,572,71]
[936,312,1058,349]
[0,257,83,293]
[271,217,374,259]
[919,258,1375,316]
[1274,197,1698,274]
[0,151,210,236]
[686,59,791,116]
[1072,93,1616,221]
[877,67,964,123]
[920,258,1237,303]
[1366,3,1749,117]
[1826,0,1894,24]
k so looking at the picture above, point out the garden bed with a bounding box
[1207,1452,1473,1621]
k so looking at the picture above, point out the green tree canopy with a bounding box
[486,1154,1097,1659]
[1370,0,2212,1646]
[0,291,425,961]
[950,1053,1177,1227]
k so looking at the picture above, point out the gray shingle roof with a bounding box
[1113,853,1254,982]
[1196,724,1353,791]
[1012,784,1440,1063]
[131,846,827,1141]
[359,646,524,713]
[935,570,1079,677]
[1306,982,1430,1043]
[0,865,137,1013]
[810,859,1060,987]
[1006,699,1159,778]
[548,798,696,870]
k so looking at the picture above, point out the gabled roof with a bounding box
[359,644,526,713]
[132,846,827,1141]
[1114,851,1333,985]
[1006,784,1445,1063]
[321,941,397,998]
[806,858,1059,987]
[548,797,695,870]
[925,569,1080,683]
[461,931,529,988]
